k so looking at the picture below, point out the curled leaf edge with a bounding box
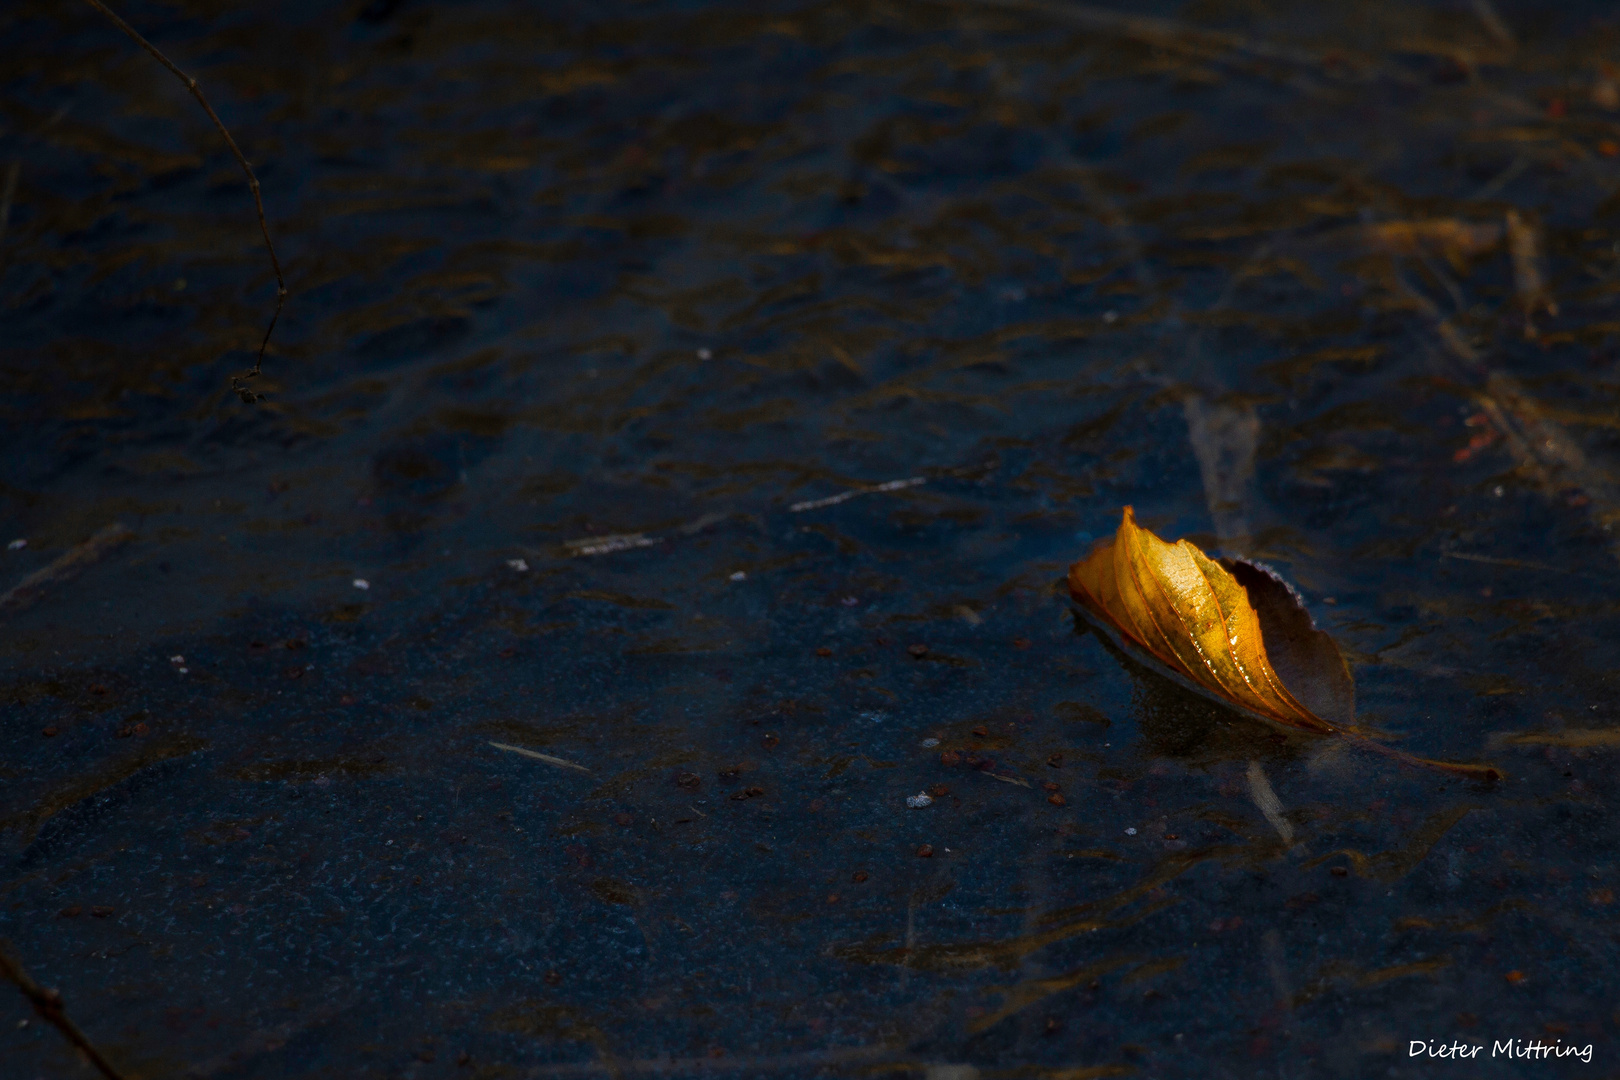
[1061,580,1503,784]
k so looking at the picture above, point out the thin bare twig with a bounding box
[488,741,592,773]
[0,939,129,1080]
[82,0,286,404]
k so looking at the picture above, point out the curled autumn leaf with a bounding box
[1069,507,1499,780]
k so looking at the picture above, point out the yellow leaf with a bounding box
[1069,508,1500,780]
[1071,506,1333,732]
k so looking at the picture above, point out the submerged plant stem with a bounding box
[82,0,286,404]
[0,940,129,1080]
[1340,730,1503,782]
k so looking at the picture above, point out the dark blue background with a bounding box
[4,0,1620,1075]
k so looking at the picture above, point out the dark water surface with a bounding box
[5,0,1620,1075]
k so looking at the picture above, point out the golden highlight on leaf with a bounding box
[1070,508,1501,781]
[1070,506,1336,732]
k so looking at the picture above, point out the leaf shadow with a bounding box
[1074,613,1308,767]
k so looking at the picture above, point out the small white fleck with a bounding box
[1493,485,1504,497]
[353,578,370,590]
[697,348,713,360]
[385,840,392,845]
[178,668,189,675]
[506,558,529,572]
[1126,827,1137,835]
[729,571,746,581]
[170,655,185,664]
[6,538,24,550]
[906,793,934,808]
[921,738,940,748]
[1103,310,1119,324]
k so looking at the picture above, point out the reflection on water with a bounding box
[4,0,1620,1074]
